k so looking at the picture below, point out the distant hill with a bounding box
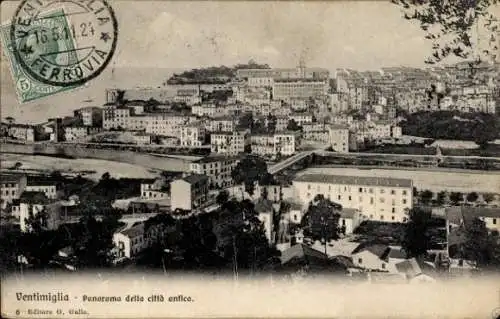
[166,61,270,85]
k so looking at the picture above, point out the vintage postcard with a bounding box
[1,0,500,318]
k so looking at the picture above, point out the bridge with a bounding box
[267,149,500,175]
[267,151,315,175]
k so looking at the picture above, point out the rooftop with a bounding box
[280,243,329,265]
[446,206,500,225]
[119,223,144,239]
[191,154,241,163]
[181,174,209,185]
[19,191,50,204]
[294,174,413,188]
[352,243,390,259]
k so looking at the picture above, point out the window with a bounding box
[392,207,396,213]
[359,196,363,202]
[380,215,384,220]
[381,263,386,269]
[348,196,352,201]
[307,184,311,190]
[338,195,341,200]
[370,197,374,204]
[391,190,395,195]
[380,198,385,203]
[402,190,407,195]
[359,187,363,193]
[493,219,497,225]
[402,199,407,204]
[392,216,395,221]
[369,188,373,194]
[294,215,298,221]
[342,219,346,226]
[380,189,385,194]
[358,258,363,264]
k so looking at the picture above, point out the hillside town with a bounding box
[1,59,500,283]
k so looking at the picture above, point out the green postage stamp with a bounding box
[1,8,80,103]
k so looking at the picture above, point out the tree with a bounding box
[450,192,463,204]
[483,193,495,204]
[216,190,230,205]
[392,0,499,65]
[231,156,271,196]
[286,119,302,132]
[466,192,479,203]
[419,189,434,205]
[4,116,15,124]
[460,218,491,268]
[436,191,447,206]
[301,195,341,241]
[402,208,432,259]
[73,215,116,268]
[213,199,275,271]
[24,206,49,234]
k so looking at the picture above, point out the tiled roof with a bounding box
[280,243,329,265]
[19,191,50,204]
[182,174,209,185]
[445,206,500,225]
[352,243,390,258]
[254,199,274,213]
[120,223,144,238]
[191,155,241,163]
[294,174,413,188]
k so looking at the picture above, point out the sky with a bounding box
[0,0,473,122]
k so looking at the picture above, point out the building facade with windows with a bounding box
[292,174,413,223]
[189,155,240,188]
[210,131,247,155]
[170,174,209,211]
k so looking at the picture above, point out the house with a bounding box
[395,258,437,283]
[254,199,279,245]
[189,155,240,188]
[113,220,174,260]
[140,178,169,200]
[0,174,27,206]
[170,174,209,211]
[279,243,347,275]
[287,202,304,224]
[18,191,59,232]
[113,223,147,259]
[351,243,406,273]
[338,208,363,235]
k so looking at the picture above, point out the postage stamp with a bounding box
[0,8,80,103]
[9,0,118,87]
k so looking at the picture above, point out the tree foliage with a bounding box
[466,191,479,203]
[231,155,272,196]
[460,218,500,269]
[301,194,341,241]
[402,208,432,258]
[450,192,463,204]
[392,0,499,65]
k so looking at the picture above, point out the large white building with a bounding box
[210,131,247,155]
[328,124,350,153]
[273,79,328,100]
[180,123,205,147]
[250,132,298,158]
[170,174,209,211]
[189,155,240,188]
[292,174,413,223]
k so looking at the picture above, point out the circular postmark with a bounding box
[10,0,118,87]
